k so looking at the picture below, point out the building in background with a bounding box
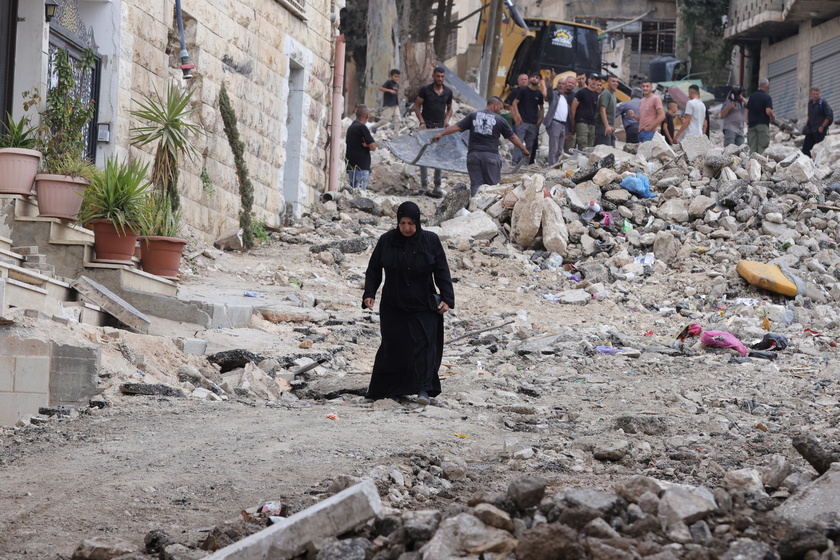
[725,0,840,124]
[0,0,344,238]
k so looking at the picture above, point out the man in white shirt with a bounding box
[675,84,706,142]
[545,76,574,166]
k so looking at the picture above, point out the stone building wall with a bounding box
[118,0,341,241]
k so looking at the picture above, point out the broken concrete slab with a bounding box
[73,276,151,333]
[680,134,715,162]
[438,210,499,241]
[258,305,330,324]
[119,383,187,397]
[541,198,569,256]
[204,479,382,560]
[571,154,615,184]
[775,463,840,524]
[432,183,471,225]
[510,175,545,247]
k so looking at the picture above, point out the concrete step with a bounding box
[0,261,75,315]
[23,262,56,276]
[82,263,178,298]
[0,234,13,252]
[12,245,40,255]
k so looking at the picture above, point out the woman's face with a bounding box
[398,217,416,237]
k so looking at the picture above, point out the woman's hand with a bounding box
[364,298,375,310]
[437,301,450,314]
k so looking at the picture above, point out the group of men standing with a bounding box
[346,67,835,196]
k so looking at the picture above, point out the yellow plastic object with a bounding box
[736,260,798,297]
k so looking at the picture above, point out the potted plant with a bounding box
[78,157,152,262]
[138,191,187,280]
[0,113,41,196]
[30,47,97,220]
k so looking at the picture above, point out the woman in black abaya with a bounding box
[363,201,454,405]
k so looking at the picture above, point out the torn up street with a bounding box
[4,125,840,559]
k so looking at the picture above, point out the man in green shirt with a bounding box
[595,75,618,147]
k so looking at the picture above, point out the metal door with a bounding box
[768,54,797,120]
[811,36,840,119]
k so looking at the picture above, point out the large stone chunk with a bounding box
[680,134,715,162]
[653,231,680,264]
[689,195,715,219]
[592,167,620,187]
[570,154,615,184]
[566,182,602,211]
[656,198,689,223]
[70,536,135,560]
[511,175,545,247]
[541,199,569,256]
[432,183,471,225]
[204,480,382,560]
[507,475,547,509]
[636,132,675,161]
[563,489,624,515]
[775,463,840,524]
[615,476,662,503]
[658,486,717,525]
[516,523,585,560]
[420,513,516,559]
[438,210,499,241]
[783,154,816,184]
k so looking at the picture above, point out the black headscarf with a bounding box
[392,201,427,279]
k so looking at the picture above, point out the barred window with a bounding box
[277,0,306,20]
[629,21,676,54]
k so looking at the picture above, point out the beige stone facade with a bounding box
[11,0,344,242]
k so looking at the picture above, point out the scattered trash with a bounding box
[736,260,804,297]
[244,291,258,298]
[619,172,655,199]
[326,413,339,421]
[453,433,469,438]
[701,330,749,357]
[752,333,789,351]
[596,346,624,355]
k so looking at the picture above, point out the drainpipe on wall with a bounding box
[327,34,346,192]
[175,0,195,79]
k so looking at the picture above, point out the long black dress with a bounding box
[363,228,454,399]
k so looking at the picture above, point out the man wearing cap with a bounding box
[510,71,544,164]
[571,73,599,149]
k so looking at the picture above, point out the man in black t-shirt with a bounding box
[570,74,599,149]
[345,105,376,191]
[378,69,401,127]
[746,78,776,155]
[414,67,453,198]
[432,97,529,196]
[510,72,544,164]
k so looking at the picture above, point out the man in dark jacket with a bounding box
[802,87,834,158]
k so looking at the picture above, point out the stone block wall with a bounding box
[117,0,341,241]
[0,333,101,427]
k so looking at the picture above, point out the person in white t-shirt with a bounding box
[675,84,706,142]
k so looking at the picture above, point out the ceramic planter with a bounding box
[35,174,89,220]
[0,148,41,196]
[139,236,187,280]
[90,219,138,262]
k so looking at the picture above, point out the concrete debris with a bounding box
[119,383,187,398]
[73,276,151,333]
[214,228,245,252]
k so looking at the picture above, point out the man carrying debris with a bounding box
[510,72,544,164]
[595,75,619,147]
[431,97,529,196]
[637,80,665,143]
[345,105,376,191]
[674,84,706,143]
[746,78,776,155]
[571,73,599,149]
[414,67,453,198]
[378,69,401,128]
[802,87,834,158]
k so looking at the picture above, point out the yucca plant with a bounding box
[0,113,38,149]
[130,84,202,211]
[140,191,183,238]
[78,157,153,235]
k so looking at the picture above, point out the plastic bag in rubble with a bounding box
[701,330,748,357]
[751,333,789,351]
[620,173,655,199]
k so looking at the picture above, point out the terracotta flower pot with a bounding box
[90,219,138,262]
[139,236,187,280]
[0,148,41,196]
[35,173,89,220]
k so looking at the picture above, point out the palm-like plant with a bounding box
[0,113,37,149]
[140,191,183,238]
[130,83,202,211]
[78,157,153,235]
